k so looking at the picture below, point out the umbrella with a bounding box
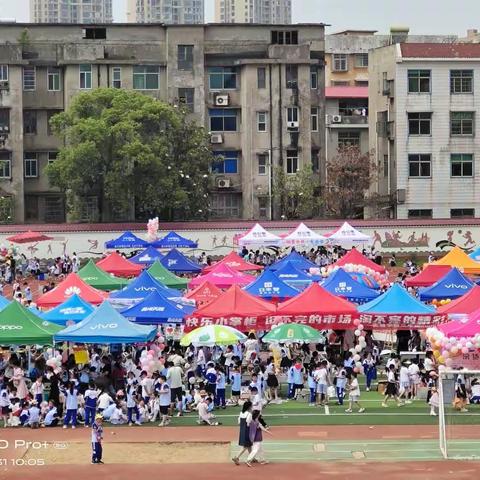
[6,230,53,244]
[180,325,247,347]
[262,323,325,344]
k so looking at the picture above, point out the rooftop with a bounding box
[401,43,480,58]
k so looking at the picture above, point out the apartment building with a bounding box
[369,43,480,220]
[0,23,325,223]
[215,0,292,24]
[30,0,113,23]
[126,0,205,24]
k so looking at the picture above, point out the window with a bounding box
[24,152,38,178]
[333,54,348,72]
[83,27,106,39]
[271,30,298,45]
[133,65,160,90]
[209,109,238,132]
[355,80,369,87]
[47,110,57,136]
[310,66,318,89]
[287,107,298,124]
[408,209,432,219]
[112,67,121,88]
[383,155,389,178]
[45,195,65,223]
[408,70,430,93]
[23,110,37,135]
[451,208,475,218]
[331,81,350,86]
[79,64,92,89]
[0,109,9,130]
[338,131,360,147]
[286,150,298,174]
[450,70,473,94]
[0,65,7,82]
[355,53,368,68]
[258,197,268,219]
[257,67,266,89]
[311,107,319,132]
[286,65,298,89]
[408,112,432,135]
[208,67,237,90]
[311,149,319,173]
[177,45,194,71]
[178,88,194,112]
[258,154,268,175]
[210,193,241,218]
[0,152,11,178]
[47,151,57,165]
[451,112,474,136]
[47,67,60,91]
[257,111,268,132]
[23,66,36,91]
[212,151,238,174]
[451,154,473,177]
[408,154,431,178]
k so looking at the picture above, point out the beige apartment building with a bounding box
[215,0,291,24]
[0,22,325,223]
[30,0,113,23]
[126,0,205,24]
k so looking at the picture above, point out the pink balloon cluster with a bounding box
[325,264,389,287]
[146,217,159,242]
[46,354,62,373]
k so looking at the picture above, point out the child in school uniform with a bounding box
[0,383,11,427]
[229,366,242,406]
[215,366,226,409]
[287,363,295,399]
[362,353,377,392]
[429,387,439,416]
[292,360,305,400]
[345,373,365,413]
[307,368,316,406]
[382,365,401,407]
[91,414,104,464]
[126,384,141,426]
[19,403,30,425]
[157,375,171,427]
[245,410,272,467]
[27,402,41,428]
[42,401,59,427]
[84,381,99,427]
[334,364,347,406]
[30,377,44,406]
[63,382,78,428]
[470,379,480,404]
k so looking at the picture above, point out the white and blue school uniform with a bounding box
[19,407,29,425]
[126,386,140,424]
[287,366,295,398]
[84,388,99,426]
[64,388,78,426]
[233,343,243,362]
[215,372,226,407]
[230,371,242,395]
[44,406,58,427]
[91,420,103,463]
[27,406,40,426]
[335,368,347,405]
[158,382,171,415]
[205,367,217,395]
[363,358,377,389]
[307,372,316,404]
[0,387,10,415]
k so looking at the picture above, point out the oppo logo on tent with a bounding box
[82,276,98,281]
[90,323,117,330]
[444,284,468,289]
[0,325,22,330]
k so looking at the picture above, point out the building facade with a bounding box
[369,43,480,220]
[126,0,204,24]
[30,0,113,23]
[214,0,291,24]
[0,23,325,223]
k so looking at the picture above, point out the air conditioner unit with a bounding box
[217,178,232,189]
[332,115,342,123]
[287,121,299,130]
[215,94,229,106]
[210,133,223,144]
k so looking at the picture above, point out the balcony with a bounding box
[339,115,368,125]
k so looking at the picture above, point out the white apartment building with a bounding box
[215,0,291,24]
[369,43,480,220]
[30,0,113,23]
[126,0,204,24]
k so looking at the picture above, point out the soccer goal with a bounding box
[438,368,480,459]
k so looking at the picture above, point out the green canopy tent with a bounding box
[0,301,61,345]
[78,259,128,291]
[147,260,188,290]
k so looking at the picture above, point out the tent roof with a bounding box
[0,301,61,345]
[274,261,320,283]
[188,264,256,289]
[282,223,326,246]
[96,252,143,278]
[185,281,222,305]
[105,230,149,249]
[469,246,480,261]
[192,284,277,319]
[331,248,386,274]
[41,294,95,326]
[437,285,480,314]
[430,246,480,274]
[244,268,299,299]
[325,222,372,244]
[419,268,474,301]
[150,231,198,249]
[358,283,435,314]
[321,268,379,303]
[0,295,9,311]
[147,260,188,289]
[203,251,263,273]
[160,249,202,273]
[36,273,107,308]
[270,251,317,272]
[78,259,127,291]
[129,246,164,266]
[404,265,452,288]
[439,310,480,337]
[55,301,156,344]
[238,223,282,247]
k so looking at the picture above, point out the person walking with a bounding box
[91,414,104,464]
[232,400,253,465]
[245,410,272,467]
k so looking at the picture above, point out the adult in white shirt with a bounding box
[408,360,421,399]
[424,352,436,373]
[167,364,184,416]
[398,363,411,403]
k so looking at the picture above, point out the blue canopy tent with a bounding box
[55,301,156,344]
[274,261,320,290]
[269,251,317,272]
[129,246,164,266]
[121,290,194,325]
[347,271,380,290]
[0,295,10,311]
[41,294,95,326]
[469,247,480,261]
[321,268,379,304]
[244,268,299,301]
[160,249,202,273]
[105,231,149,249]
[419,267,474,301]
[151,231,198,249]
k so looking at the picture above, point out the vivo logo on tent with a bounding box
[141,307,165,312]
[90,323,117,330]
[0,325,22,330]
[134,286,156,292]
[444,284,468,289]
[167,260,178,266]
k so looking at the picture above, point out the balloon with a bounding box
[451,346,459,356]
[354,345,362,353]
[358,324,364,331]
[141,350,148,358]
[353,367,360,373]
[353,354,360,362]
[148,350,155,356]
[438,356,445,364]
[462,347,469,354]
[354,329,361,337]
[353,319,361,327]
[355,361,362,369]
[445,358,453,367]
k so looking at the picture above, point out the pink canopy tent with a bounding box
[439,311,480,337]
[188,264,256,290]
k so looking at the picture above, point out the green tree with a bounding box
[47,88,213,222]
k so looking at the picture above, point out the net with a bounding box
[438,369,480,459]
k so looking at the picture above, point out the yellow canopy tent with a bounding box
[427,246,480,274]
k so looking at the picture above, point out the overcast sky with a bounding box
[0,0,476,35]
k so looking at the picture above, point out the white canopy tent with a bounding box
[325,221,372,245]
[238,223,282,247]
[282,223,326,246]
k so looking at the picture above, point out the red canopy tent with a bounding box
[185,281,222,306]
[439,309,480,337]
[405,265,452,288]
[188,264,256,290]
[437,285,480,315]
[332,248,386,274]
[7,231,53,243]
[185,285,277,331]
[203,251,263,273]
[36,273,107,308]
[96,252,143,278]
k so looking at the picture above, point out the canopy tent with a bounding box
[437,285,480,315]
[78,259,127,291]
[404,265,452,288]
[237,223,282,247]
[185,285,277,331]
[147,260,188,290]
[105,231,149,249]
[96,252,143,278]
[36,273,107,308]
[269,251,317,272]
[274,261,320,290]
[160,249,202,273]
[0,295,9,310]
[185,281,222,306]
[439,310,480,337]
[243,268,299,301]
[282,223,326,247]
[41,294,95,326]
[429,246,480,274]
[181,325,247,347]
[0,301,61,345]
[121,291,194,325]
[419,268,474,301]
[150,231,198,249]
[320,268,379,304]
[347,272,380,290]
[262,323,325,344]
[6,230,53,244]
[129,246,164,266]
[203,251,263,273]
[188,264,256,290]
[330,248,386,274]
[469,246,480,261]
[324,222,372,244]
[55,301,156,344]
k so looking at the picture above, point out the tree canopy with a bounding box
[47,88,213,222]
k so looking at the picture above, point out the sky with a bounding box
[0,0,477,35]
